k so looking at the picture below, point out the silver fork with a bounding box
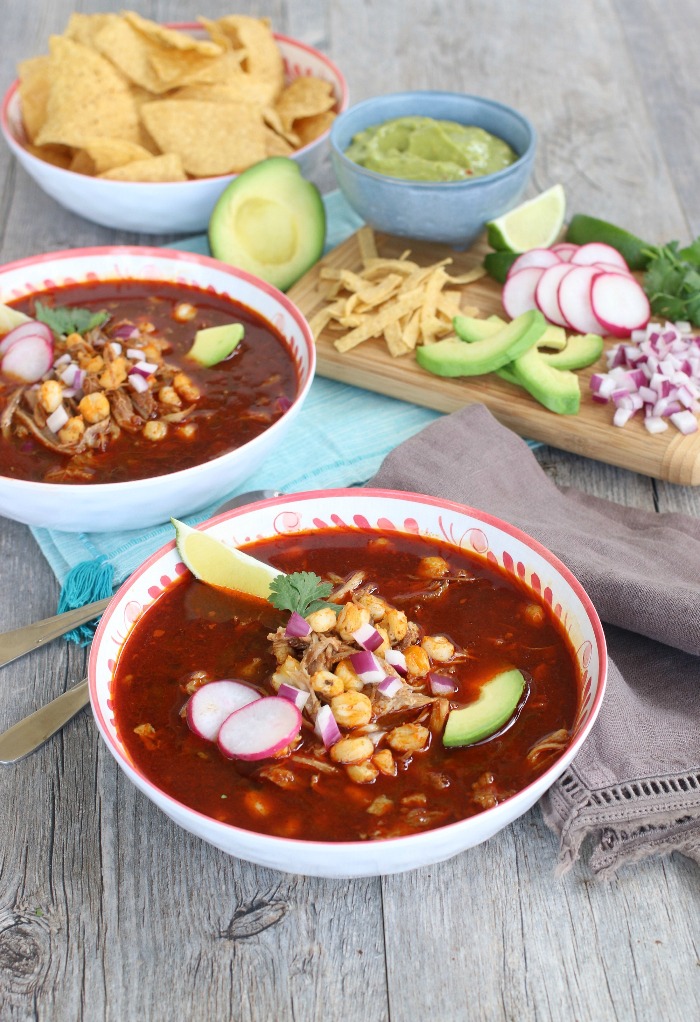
[0,489,283,764]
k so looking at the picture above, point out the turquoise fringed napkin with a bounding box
[32,192,443,640]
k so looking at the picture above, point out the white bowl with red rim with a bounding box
[89,489,607,878]
[0,246,315,531]
[0,32,348,234]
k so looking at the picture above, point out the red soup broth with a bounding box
[112,528,580,843]
[0,279,298,484]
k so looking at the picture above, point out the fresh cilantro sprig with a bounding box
[35,301,109,336]
[643,239,700,326]
[268,572,340,617]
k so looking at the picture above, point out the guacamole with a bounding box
[344,116,517,182]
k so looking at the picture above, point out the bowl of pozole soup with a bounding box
[0,247,314,531]
[90,489,606,877]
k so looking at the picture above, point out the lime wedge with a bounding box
[487,184,566,252]
[565,214,651,270]
[172,518,283,599]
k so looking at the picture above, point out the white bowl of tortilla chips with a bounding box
[1,12,347,235]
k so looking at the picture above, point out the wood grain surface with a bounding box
[290,230,700,485]
[0,2,699,1022]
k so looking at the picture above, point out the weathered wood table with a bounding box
[1,2,698,1019]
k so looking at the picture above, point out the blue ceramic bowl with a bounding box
[330,91,536,248]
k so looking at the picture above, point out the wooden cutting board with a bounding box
[287,230,700,486]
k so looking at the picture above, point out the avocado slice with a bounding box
[416,309,546,377]
[187,323,243,367]
[506,345,581,414]
[443,668,527,747]
[539,332,604,370]
[208,157,326,292]
[454,314,567,351]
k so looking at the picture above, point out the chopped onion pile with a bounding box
[590,321,700,434]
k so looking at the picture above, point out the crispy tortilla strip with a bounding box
[334,288,425,352]
[357,226,378,262]
[361,257,421,279]
[384,320,412,358]
[445,266,487,284]
[419,267,450,344]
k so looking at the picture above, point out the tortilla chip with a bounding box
[206,15,284,100]
[74,138,154,175]
[295,109,336,147]
[34,36,140,149]
[274,77,335,134]
[17,56,51,143]
[171,62,268,107]
[25,143,73,170]
[98,153,186,182]
[263,126,295,157]
[64,12,114,47]
[94,15,226,95]
[140,100,266,177]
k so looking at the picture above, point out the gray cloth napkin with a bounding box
[368,403,700,877]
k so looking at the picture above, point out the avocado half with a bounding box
[208,157,326,292]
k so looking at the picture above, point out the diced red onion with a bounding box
[670,410,699,435]
[59,363,79,386]
[277,683,310,711]
[128,371,149,393]
[352,622,383,652]
[131,359,158,378]
[428,672,457,696]
[126,347,144,360]
[112,324,139,340]
[377,676,402,697]
[644,415,668,434]
[592,320,700,434]
[349,650,385,684]
[106,341,122,357]
[285,611,311,638]
[276,395,293,413]
[46,404,69,434]
[53,352,71,368]
[384,648,407,676]
[314,704,342,749]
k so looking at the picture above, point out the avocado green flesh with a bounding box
[187,323,243,367]
[454,314,567,350]
[443,668,526,747]
[416,309,545,377]
[208,157,326,292]
[540,332,603,370]
[508,345,581,414]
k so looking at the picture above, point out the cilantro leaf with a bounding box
[268,572,340,617]
[35,301,109,336]
[642,238,700,326]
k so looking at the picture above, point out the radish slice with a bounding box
[186,679,261,742]
[501,266,545,319]
[534,263,574,327]
[556,265,607,334]
[592,260,633,277]
[508,248,562,276]
[551,242,579,261]
[590,273,651,338]
[0,335,54,383]
[217,696,302,761]
[0,320,53,356]
[570,242,630,272]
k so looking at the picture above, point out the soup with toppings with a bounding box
[112,527,580,843]
[0,280,298,484]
